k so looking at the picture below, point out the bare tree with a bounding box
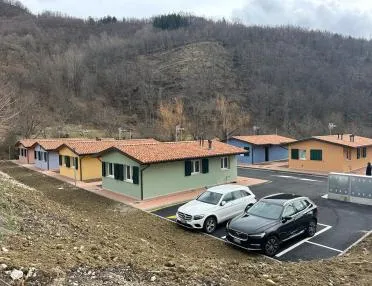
[158,97,185,140]
[0,83,17,134]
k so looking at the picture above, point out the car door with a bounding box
[215,192,237,222]
[292,200,309,232]
[277,204,300,241]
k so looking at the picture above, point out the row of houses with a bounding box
[16,138,245,200]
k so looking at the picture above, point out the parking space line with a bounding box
[317,223,331,227]
[166,215,177,219]
[339,230,372,256]
[305,241,342,253]
[221,236,226,239]
[275,225,332,257]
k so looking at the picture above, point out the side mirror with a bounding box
[220,201,226,206]
[282,216,292,223]
[245,203,254,212]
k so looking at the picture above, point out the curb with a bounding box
[238,165,329,178]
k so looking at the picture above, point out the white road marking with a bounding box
[275,224,332,257]
[271,175,322,182]
[321,194,328,199]
[221,236,226,239]
[339,230,372,256]
[317,223,331,227]
[305,241,342,253]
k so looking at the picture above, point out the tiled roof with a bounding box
[312,134,372,148]
[61,139,159,155]
[232,135,296,145]
[15,139,38,148]
[101,140,246,164]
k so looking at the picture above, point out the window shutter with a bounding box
[114,164,120,180]
[75,158,78,170]
[34,151,37,158]
[66,156,71,168]
[59,155,62,166]
[310,150,322,161]
[185,160,192,176]
[132,166,139,184]
[119,164,124,180]
[202,158,209,174]
[44,153,47,162]
[102,162,106,177]
[291,149,299,160]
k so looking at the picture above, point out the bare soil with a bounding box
[0,161,371,286]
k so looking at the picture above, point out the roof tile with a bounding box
[232,135,296,145]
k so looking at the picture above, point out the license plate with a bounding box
[233,238,241,244]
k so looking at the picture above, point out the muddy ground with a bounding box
[0,161,370,286]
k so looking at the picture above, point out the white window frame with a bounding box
[191,159,201,175]
[107,162,114,178]
[299,149,306,160]
[125,165,133,183]
[221,156,230,170]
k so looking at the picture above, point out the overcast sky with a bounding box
[20,0,372,38]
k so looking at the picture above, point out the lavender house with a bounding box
[227,135,296,165]
[33,140,64,171]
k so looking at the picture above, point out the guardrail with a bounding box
[328,172,372,206]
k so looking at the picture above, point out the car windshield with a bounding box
[197,191,223,205]
[247,201,283,220]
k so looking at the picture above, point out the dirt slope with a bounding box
[0,161,370,285]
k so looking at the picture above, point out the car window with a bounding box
[197,191,223,205]
[239,190,249,197]
[223,192,234,202]
[282,204,297,217]
[293,200,306,212]
[232,190,244,200]
[248,201,283,220]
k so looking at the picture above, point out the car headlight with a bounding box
[193,215,205,220]
[248,232,266,238]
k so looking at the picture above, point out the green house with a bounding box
[97,140,246,200]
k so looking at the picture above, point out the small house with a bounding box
[97,140,246,200]
[227,135,296,165]
[288,134,372,173]
[32,140,65,171]
[56,139,158,181]
[15,139,37,164]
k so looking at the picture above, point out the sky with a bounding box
[19,0,372,38]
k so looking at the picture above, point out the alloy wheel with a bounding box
[264,237,279,256]
[307,220,317,237]
[204,217,217,233]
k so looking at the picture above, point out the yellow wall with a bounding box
[59,147,81,180]
[289,140,372,172]
[59,146,102,181]
[81,156,102,181]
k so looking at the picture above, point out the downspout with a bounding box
[79,157,83,181]
[140,165,151,200]
[47,152,50,170]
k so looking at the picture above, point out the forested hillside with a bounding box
[1,0,372,154]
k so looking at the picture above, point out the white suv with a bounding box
[176,184,256,233]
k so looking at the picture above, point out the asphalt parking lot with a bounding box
[153,168,372,262]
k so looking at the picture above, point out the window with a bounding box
[362,147,367,158]
[282,204,297,217]
[43,152,47,162]
[244,146,250,156]
[239,190,249,197]
[72,157,75,167]
[107,162,114,177]
[221,157,230,169]
[125,165,132,182]
[291,149,299,160]
[345,148,352,160]
[37,151,42,161]
[191,160,201,174]
[64,156,71,168]
[197,191,223,205]
[34,151,37,159]
[357,148,361,159]
[232,190,244,200]
[223,192,234,203]
[299,150,306,160]
[293,200,307,212]
[310,149,322,161]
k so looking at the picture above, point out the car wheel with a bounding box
[306,220,317,237]
[263,236,280,257]
[203,216,217,234]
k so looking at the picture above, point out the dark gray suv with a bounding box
[226,193,318,256]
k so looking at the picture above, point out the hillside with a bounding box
[1,0,372,154]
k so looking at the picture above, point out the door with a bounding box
[277,204,300,241]
[215,192,238,222]
[232,190,253,216]
[265,147,269,162]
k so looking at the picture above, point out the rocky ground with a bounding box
[0,161,370,286]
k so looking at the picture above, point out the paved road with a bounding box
[153,168,372,262]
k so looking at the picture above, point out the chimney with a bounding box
[350,134,355,142]
[340,134,343,140]
[208,140,212,150]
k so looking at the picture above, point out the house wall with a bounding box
[48,151,60,171]
[227,139,289,164]
[102,152,141,199]
[81,156,103,181]
[344,146,372,172]
[35,145,48,169]
[288,140,345,172]
[18,145,35,164]
[143,155,238,199]
[227,139,252,164]
[59,147,81,181]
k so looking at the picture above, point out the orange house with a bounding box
[15,139,37,164]
[288,134,372,173]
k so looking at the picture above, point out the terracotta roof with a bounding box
[100,140,246,164]
[311,134,372,148]
[232,135,296,145]
[60,139,159,155]
[15,139,38,148]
